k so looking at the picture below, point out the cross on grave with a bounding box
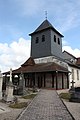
[71,80,75,88]
[10,68,12,82]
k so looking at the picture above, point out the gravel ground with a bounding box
[63,99,80,120]
[0,108,23,120]
[57,89,80,120]
[0,98,31,120]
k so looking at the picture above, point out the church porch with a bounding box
[23,71,69,90]
[3,57,69,94]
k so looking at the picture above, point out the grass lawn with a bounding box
[59,92,71,100]
[9,93,37,109]
[22,93,37,99]
[9,102,28,109]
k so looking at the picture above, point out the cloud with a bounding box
[62,39,80,58]
[62,46,80,58]
[0,36,80,73]
[62,40,68,46]
[0,38,31,72]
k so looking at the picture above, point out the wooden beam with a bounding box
[56,71,58,90]
[62,73,64,89]
[52,73,54,88]
[44,74,46,87]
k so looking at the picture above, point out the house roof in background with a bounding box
[63,50,77,59]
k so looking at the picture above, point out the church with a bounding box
[3,19,80,91]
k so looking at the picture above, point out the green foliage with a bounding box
[22,94,37,99]
[59,93,71,100]
[9,102,28,109]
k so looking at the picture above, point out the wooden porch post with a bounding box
[62,73,64,89]
[18,74,19,85]
[27,75,29,87]
[67,73,69,88]
[44,74,46,87]
[34,72,36,86]
[33,73,35,86]
[56,71,58,90]
[52,73,54,88]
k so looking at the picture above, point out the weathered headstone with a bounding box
[0,70,3,99]
[18,72,25,95]
[5,68,14,102]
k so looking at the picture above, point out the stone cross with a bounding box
[10,68,12,82]
[5,68,14,102]
[71,80,75,88]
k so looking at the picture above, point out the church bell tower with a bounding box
[29,19,64,59]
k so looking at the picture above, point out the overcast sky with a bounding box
[0,0,80,72]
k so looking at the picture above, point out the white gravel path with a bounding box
[63,100,80,120]
[0,101,23,120]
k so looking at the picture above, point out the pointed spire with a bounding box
[29,19,64,37]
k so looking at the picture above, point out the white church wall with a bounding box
[68,66,80,88]
[34,56,68,68]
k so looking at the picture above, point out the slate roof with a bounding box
[21,57,35,67]
[63,50,77,59]
[29,20,64,37]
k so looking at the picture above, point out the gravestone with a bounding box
[5,68,14,102]
[18,72,25,95]
[0,71,3,99]
[69,87,80,102]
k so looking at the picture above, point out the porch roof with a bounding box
[3,57,69,75]
[13,63,68,74]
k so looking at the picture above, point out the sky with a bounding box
[0,0,80,72]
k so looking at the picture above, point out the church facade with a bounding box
[4,19,80,91]
[3,19,70,90]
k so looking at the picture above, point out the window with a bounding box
[72,69,74,80]
[35,37,39,43]
[77,70,79,80]
[58,38,60,45]
[54,35,56,42]
[42,35,45,42]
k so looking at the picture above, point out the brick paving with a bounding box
[17,90,74,120]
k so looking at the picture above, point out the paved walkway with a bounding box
[17,90,74,120]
